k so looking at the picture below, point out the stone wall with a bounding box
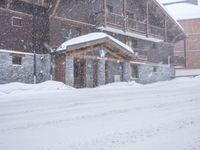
[0,50,50,84]
[136,63,175,84]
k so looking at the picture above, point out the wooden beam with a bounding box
[71,54,125,62]
[53,16,96,27]
[50,0,61,18]
[146,0,149,37]
[0,8,33,17]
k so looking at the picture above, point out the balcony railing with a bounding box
[106,12,165,40]
[106,12,124,28]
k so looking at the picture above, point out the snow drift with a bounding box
[0,77,200,150]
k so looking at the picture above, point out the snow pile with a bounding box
[160,0,200,20]
[0,77,200,150]
[0,81,73,95]
[57,32,134,53]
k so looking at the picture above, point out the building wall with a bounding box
[0,9,33,53]
[175,18,200,69]
[0,50,50,84]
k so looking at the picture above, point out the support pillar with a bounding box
[123,61,131,82]
[85,59,94,88]
[65,56,74,87]
[97,59,106,86]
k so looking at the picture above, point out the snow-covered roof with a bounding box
[98,26,163,43]
[0,49,34,55]
[57,32,134,53]
[160,0,200,20]
[155,0,185,31]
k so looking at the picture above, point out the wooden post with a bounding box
[146,0,149,37]
[123,0,127,32]
[164,16,168,42]
[6,0,12,9]
[50,0,61,18]
[103,0,107,27]
[184,39,187,68]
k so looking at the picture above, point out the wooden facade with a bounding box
[175,18,200,69]
[0,0,186,86]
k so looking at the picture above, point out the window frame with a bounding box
[11,55,23,65]
[11,16,23,28]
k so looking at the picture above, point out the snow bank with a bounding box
[0,77,200,150]
[0,81,73,95]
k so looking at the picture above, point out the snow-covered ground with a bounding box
[0,78,200,150]
[176,69,200,77]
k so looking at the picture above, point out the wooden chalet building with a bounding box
[0,0,186,87]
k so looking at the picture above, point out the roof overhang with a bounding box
[56,32,140,61]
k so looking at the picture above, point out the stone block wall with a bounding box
[136,64,175,84]
[0,51,50,84]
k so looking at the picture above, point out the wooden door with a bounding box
[55,54,66,83]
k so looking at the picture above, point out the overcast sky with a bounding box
[160,0,200,20]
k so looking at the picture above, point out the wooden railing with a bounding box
[106,12,124,28]
[127,18,146,34]
[106,12,165,40]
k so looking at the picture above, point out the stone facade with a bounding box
[0,50,50,84]
[65,56,74,87]
[97,59,106,86]
[136,63,175,84]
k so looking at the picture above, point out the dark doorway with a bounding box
[55,54,66,83]
[131,64,139,79]
[74,58,86,88]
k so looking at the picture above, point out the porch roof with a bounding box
[57,32,134,55]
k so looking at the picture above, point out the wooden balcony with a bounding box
[106,12,165,40]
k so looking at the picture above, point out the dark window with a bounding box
[132,39,138,48]
[12,56,22,65]
[106,5,113,12]
[126,11,134,19]
[12,17,22,27]
[63,27,81,39]
[153,66,158,72]
[153,43,156,49]
[131,65,139,78]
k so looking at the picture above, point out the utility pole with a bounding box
[32,3,37,84]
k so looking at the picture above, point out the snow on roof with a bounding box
[160,0,200,20]
[156,0,185,31]
[0,49,34,55]
[98,26,163,43]
[57,32,134,53]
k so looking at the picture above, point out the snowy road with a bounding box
[0,78,200,150]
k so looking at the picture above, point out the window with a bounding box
[106,5,113,13]
[63,27,81,39]
[11,17,22,27]
[12,55,22,65]
[126,39,137,48]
